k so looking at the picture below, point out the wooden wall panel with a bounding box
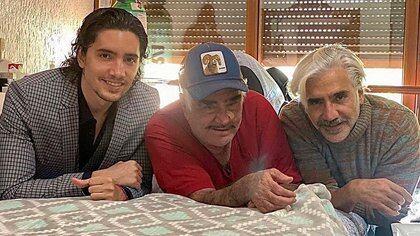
[402,0,420,110]
[245,0,261,60]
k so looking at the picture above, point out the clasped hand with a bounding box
[349,178,413,216]
[246,168,297,213]
[72,160,142,201]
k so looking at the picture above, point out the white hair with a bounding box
[289,44,366,106]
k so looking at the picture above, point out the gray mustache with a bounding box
[318,118,345,127]
[208,125,236,130]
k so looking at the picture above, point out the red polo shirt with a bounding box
[146,91,301,196]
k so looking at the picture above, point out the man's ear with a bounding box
[179,93,190,117]
[358,90,365,104]
[77,49,86,69]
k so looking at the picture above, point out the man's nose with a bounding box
[109,60,125,78]
[214,108,234,124]
[321,101,339,121]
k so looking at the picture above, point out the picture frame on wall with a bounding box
[94,0,116,9]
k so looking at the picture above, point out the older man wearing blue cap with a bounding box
[145,43,301,212]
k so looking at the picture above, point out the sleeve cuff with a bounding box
[81,172,92,196]
[121,186,133,200]
[353,202,368,220]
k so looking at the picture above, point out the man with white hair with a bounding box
[280,44,419,234]
[146,42,302,213]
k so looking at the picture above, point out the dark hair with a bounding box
[61,8,148,82]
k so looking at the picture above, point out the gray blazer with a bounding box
[0,68,159,199]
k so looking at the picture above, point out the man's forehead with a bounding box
[305,69,355,98]
[200,89,243,101]
[92,29,140,55]
[306,90,350,101]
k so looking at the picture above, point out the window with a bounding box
[258,0,420,110]
[262,0,405,68]
[145,0,247,64]
[261,0,407,103]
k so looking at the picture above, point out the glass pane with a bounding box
[262,0,406,103]
[143,0,247,107]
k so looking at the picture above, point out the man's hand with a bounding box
[246,168,297,213]
[72,177,127,201]
[189,168,297,211]
[348,178,413,216]
[92,160,142,189]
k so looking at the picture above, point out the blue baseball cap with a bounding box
[179,42,248,100]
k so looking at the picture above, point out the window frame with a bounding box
[402,0,420,110]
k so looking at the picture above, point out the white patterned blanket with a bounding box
[0,184,348,235]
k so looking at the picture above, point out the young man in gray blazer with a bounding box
[0,8,159,201]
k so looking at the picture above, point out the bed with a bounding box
[0,184,353,235]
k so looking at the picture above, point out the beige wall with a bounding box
[0,0,93,74]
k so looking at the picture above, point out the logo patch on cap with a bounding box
[200,51,227,76]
